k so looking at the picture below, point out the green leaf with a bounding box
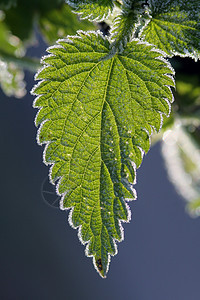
[32,31,174,277]
[66,0,114,21]
[140,0,200,60]
[39,4,95,45]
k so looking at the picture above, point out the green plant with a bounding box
[1,0,200,278]
[0,0,95,96]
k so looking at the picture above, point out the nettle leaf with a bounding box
[140,0,200,60]
[32,31,174,277]
[66,0,114,21]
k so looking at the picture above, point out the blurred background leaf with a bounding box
[4,3,34,41]
[160,57,200,217]
[0,9,26,97]
[0,0,16,10]
[0,0,96,97]
[39,4,95,45]
[0,60,26,97]
[0,10,24,56]
[162,122,200,217]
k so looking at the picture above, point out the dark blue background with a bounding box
[1,38,200,300]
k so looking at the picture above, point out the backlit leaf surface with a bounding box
[32,32,174,277]
[141,0,200,60]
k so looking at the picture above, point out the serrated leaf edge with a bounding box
[31,30,175,277]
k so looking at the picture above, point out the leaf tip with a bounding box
[93,257,108,278]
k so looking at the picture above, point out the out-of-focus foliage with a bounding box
[0,0,16,10]
[0,60,26,97]
[162,73,200,217]
[0,1,96,97]
[0,11,24,57]
[162,123,200,217]
[3,0,95,42]
[4,2,35,41]
[39,4,95,45]
[0,10,26,97]
[175,74,200,110]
